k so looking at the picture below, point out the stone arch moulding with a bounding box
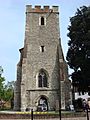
[36,95,49,102]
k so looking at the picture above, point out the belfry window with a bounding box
[39,16,46,26]
[41,17,44,25]
[41,46,44,52]
[38,69,47,87]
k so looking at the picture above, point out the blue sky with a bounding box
[0,0,90,82]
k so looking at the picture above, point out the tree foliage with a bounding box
[4,81,14,101]
[0,66,5,99]
[66,6,90,93]
[0,66,14,107]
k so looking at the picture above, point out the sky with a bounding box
[0,0,90,83]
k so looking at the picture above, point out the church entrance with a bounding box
[37,96,48,111]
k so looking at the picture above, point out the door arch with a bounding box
[37,95,48,111]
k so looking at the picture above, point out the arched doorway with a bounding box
[37,96,48,111]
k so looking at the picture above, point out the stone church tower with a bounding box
[14,5,71,111]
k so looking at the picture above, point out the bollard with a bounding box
[85,103,89,120]
[31,109,33,120]
[86,109,89,120]
[59,109,61,120]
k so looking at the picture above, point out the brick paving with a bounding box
[0,117,88,120]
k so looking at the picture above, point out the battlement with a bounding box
[26,5,59,13]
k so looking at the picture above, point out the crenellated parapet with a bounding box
[26,5,59,13]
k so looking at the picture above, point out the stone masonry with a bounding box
[14,5,71,111]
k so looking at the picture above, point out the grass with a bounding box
[0,110,86,118]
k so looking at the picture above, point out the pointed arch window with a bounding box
[38,69,48,87]
[41,17,44,25]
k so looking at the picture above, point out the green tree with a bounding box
[4,81,14,109]
[0,66,14,109]
[4,81,14,101]
[0,66,5,99]
[66,6,90,94]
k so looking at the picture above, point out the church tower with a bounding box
[14,5,71,111]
